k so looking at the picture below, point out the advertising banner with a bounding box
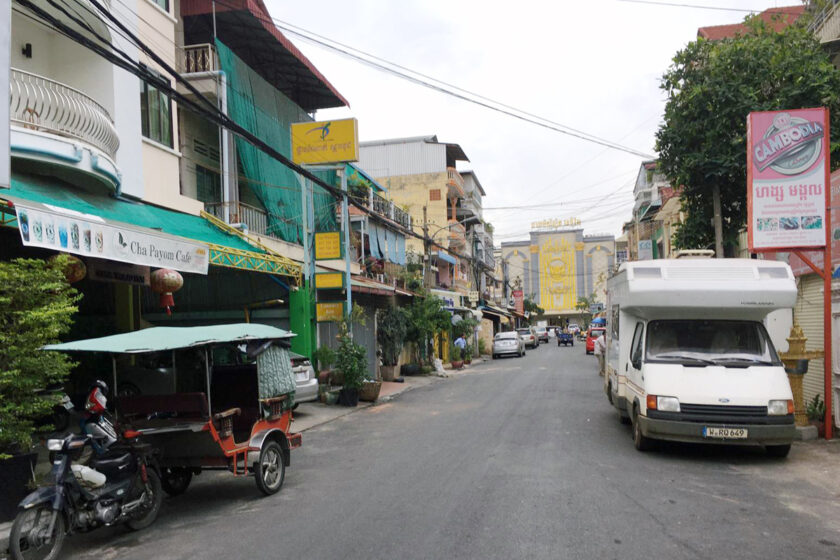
[291,118,359,165]
[512,289,524,314]
[314,231,342,260]
[637,240,653,260]
[16,204,209,274]
[747,108,829,251]
[314,271,345,289]
[316,301,344,322]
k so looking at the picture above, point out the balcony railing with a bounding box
[10,68,119,157]
[809,0,840,36]
[449,220,466,247]
[182,44,218,74]
[205,201,274,238]
[352,189,412,230]
[446,167,465,198]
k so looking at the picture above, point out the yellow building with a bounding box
[501,225,615,322]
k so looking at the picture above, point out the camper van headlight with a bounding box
[656,396,681,413]
[768,400,794,416]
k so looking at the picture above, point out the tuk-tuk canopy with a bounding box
[44,323,295,354]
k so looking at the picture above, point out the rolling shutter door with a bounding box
[796,274,825,404]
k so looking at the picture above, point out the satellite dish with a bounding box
[451,314,463,326]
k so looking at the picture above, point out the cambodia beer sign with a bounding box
[747,108,829,251]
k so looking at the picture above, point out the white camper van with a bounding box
[604,259,797,457]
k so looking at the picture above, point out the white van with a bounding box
[604,259,797,457]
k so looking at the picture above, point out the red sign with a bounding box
[512,290,524,314]
[747,108,829,252]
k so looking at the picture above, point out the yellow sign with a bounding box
[531,218,582,230]
[291,118,359,164]
[315,272,345,289]
[316,301,345,322]
[315,232,342,260]
[539,235,577,313]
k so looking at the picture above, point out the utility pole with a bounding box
[712,183,724,258]
[423,205,431,290]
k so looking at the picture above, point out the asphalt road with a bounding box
[62,340,840,560]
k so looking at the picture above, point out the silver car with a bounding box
[492,331,525,359]
[290,352,318,405]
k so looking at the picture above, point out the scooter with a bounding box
[9,383,163,560]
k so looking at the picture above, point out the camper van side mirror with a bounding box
[631,348,642,370]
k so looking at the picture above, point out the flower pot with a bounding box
[451,360,464,369]
[401,364,421,376]
[810,419,826,438]
[464,359,472,365]
[359,380,382,402]
[338,388,360,407]
[325,390,340,406]
[380,365,397,382]
[318,370,331,385]
[0,452,37,522]
[330,370,344,386]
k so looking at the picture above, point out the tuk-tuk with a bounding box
[45,324,301,496]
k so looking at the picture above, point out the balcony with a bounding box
[446,167,465,199]
[10,68,119,158]
[205,200,273,238]
[350,187,412,230]
[9,68,121,191]
[182,44,218,74]
[448,220,466,248]
[810,0,840,42]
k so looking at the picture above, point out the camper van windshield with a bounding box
[645,320,781,367]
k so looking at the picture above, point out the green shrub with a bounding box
[806,394,826,422]
[0,257,80,458]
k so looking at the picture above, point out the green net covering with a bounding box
[215,40,337,243]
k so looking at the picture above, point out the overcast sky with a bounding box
[268,0,791,243]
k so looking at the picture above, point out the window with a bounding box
[610,305,620,342]
[644,320,780,366]
[630,322,644,369]
[140,67,173,147]
[195,165,221,204]
[429,189,441,201]
[149,0,169,12]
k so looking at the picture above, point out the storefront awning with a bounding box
[433,251,457,266]
[479,304,511,319]
[1,174,301,280]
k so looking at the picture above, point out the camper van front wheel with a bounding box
[632,407,654,451]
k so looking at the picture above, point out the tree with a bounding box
[656,18,840,253]
[575,292,599,326]
[523,296,543,323]
[0,257,80,457]
[403,292,451,364]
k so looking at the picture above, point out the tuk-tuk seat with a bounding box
[213,407,241,439]
[260,395,287,421]
[118,392,210,424]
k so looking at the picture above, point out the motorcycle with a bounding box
[9,384,163,560]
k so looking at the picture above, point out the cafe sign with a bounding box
[16,203,209,274]
[316,301,344,322]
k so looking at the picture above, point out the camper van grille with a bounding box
[680,404,767,417]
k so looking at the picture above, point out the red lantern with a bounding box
[150,268,183,315]
[49,254,86,283]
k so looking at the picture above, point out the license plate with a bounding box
[703,427,747,439]
[295,373,307,382]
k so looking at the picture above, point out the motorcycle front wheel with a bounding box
[10,504,66,560]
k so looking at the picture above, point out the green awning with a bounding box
[44,323,294,354]
[1,174,301,279]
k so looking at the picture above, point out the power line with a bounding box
[615,0,798,14]
[202,0,654,158]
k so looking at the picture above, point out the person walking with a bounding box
[453,335,466,350]
[594,332,606,376]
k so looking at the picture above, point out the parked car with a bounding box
[290,352,318,405]
[517,327,539,349]
[586,327,606,355]
[535,326,549,344]
[492,331,525,359]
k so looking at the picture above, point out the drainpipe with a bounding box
[186,70,231,224]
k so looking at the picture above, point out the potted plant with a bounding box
[313,345,336,387]
[404,292,451,368]
[463,344,473,365]
[377,307,406,381]
[806,393,826,437]
[0,257,79,521]
[335,334,366,406]
[478,338,488,357]
[450,345,464,369]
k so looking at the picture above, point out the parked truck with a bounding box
[604,258,797,457]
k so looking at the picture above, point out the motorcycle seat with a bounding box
[91,452,132,474]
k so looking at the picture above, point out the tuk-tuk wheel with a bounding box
[161,467,192,496]
[255,441,285,496]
